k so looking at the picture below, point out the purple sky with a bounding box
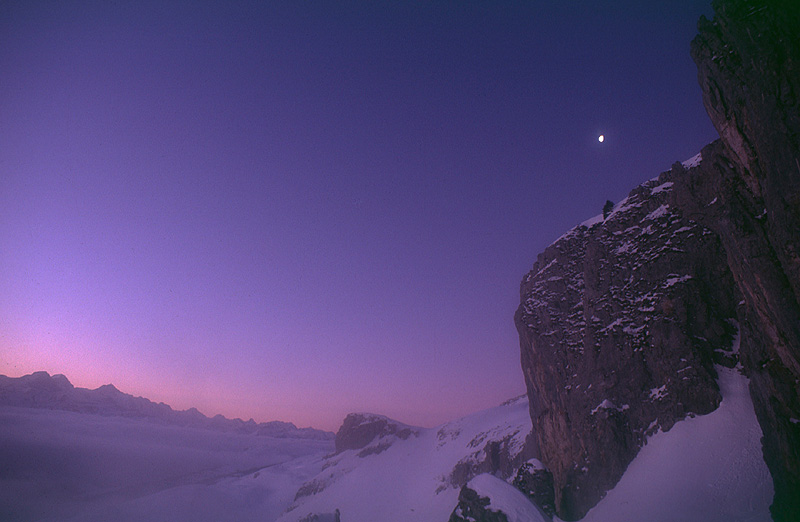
[1,1,717,431]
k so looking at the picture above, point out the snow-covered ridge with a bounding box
[546,150,705,252]
[278,395,533,522]
[280,364,772,522]
[548,171,681,248]
[0,371,333,440]
[681,151,703,169]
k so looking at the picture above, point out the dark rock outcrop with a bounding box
[334,413,418,453]
[512,460,556,518]
[449,486,510,522]
[437,396,535,492]
[685,2,800,519]
[449,473,548,522]
[515,1,800,519]
[446,432,536,489]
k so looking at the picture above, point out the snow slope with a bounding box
[581,366,773,522]
[281,366,772,522]
[278,396,532,522]
[1,366,772,522]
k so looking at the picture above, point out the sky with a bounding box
[0,1,718,431]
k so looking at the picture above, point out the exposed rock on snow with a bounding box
[581,366,772,522]
[511,459,555,517]
[279,396,533,522]
[449,473,548,522]
[334,413,419,453]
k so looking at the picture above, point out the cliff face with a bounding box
[687,2,800,520]
[515,167,740,520]
[515,1,800,520]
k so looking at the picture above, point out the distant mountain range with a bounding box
[0,371,332,440]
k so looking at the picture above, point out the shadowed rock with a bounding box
[516,170,738,520]
[515,1,800,519]
[685,1,800,519]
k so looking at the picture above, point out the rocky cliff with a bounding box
[687,2,800,520]
[515,0,800,520]
[334,413,419,454]
[515,163,740,520]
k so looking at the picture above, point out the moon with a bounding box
[598,134,605,143]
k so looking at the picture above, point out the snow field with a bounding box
[581,366,772,522]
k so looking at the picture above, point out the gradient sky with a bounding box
[0,1,718,431]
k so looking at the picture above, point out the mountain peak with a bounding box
[0,372,333,441]
[334,413,420,453]
[95,383,119,394]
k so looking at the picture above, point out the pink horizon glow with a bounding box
[1,1,716,434]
